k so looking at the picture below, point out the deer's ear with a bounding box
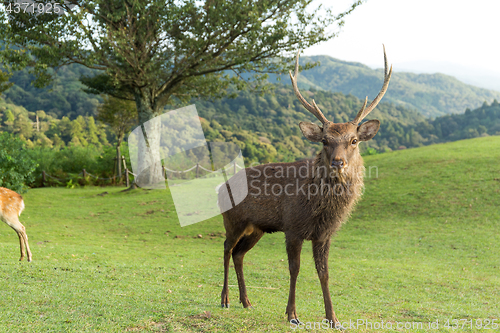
[299,122,323,142]
[357,119,380,141]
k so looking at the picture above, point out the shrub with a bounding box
[26,142,132,187]
[0,132,38,193]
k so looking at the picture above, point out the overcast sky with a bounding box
[305,0,500,75]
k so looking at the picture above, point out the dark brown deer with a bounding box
[219,46,392,328]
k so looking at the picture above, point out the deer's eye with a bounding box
[321,138,327,145]
[351,139,358,146]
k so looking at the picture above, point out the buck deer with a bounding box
[0,187,32,262]
[219,46,392,327]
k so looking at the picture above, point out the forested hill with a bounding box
[4,58,500,121]
[193,84,500,154]
[2,82,500,164]
[268,55,500,118]
[3,64,101,119]
[194,84,425,157]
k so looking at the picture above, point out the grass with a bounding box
[0,136,499,332]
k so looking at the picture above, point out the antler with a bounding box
[289,50,329,125]
[351,45,393,125]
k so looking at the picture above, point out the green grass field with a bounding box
[1,136,499,332]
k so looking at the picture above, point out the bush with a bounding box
[0,132,38,193]
[361,147,379,156]
[26,142,132,187]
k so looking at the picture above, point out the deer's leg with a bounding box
[21,227,32,262]
[222,238,234,308]
[16,230,26,261]
[232,230,264,308]
[285,235,304,323]
[221,223,247,308]
[5,215,31,262]
[312,238,341,328]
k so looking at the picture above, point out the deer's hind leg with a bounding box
[21,225,32,262]
[232,229,264,308]
[3,214,32,262]
[221,219,253,308]
[285,234,304,324]
[17,231,26,261]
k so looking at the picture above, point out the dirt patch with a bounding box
[207,232,226,239]
[190,311,211,320]
[126,320,169,332]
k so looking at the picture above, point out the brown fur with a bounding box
[219,120,373,325]
[0,187,32,262]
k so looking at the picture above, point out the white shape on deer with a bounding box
[0,187,32,262]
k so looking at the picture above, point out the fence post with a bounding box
[42,170,46,187]
[121,156,130,187]
[162,165,166,178]
[112,157,117,184]
[125,169,130,187]
[82,169,87,179]
[122,156,127,172]
[196,163,199,179]
[117,150,122,183]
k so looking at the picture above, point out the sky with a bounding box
[304,0,500,76]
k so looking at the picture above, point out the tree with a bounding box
[97,95,137,179]
[0,69,13,94]
[0,0,361,185]
[0,132,37,193]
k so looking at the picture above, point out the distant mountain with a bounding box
[268,56,500,118]
[4,57,500,120]
[395,60,500,92]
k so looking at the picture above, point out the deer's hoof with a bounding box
[221,303,229,308]
[290,318,301,326]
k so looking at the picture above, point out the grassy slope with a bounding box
[0,136,499,332]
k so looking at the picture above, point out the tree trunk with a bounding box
[134,89,166,189]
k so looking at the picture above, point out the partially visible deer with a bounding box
[219,46,392,327]
[0,187,32,262]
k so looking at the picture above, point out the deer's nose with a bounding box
[331,159,345,168]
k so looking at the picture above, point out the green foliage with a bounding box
[0,132,37,193]
[0,68,13,94]
[361,147,378,156]
[96,95,137,146]
[408,99,500,145]
[2,65,101,119]
[0,99,110,148]
[26,144,129,187]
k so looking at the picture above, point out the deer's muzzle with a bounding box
[331,159,347,174]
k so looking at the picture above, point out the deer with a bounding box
[218,46,392,328]
[0,187,32,262]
